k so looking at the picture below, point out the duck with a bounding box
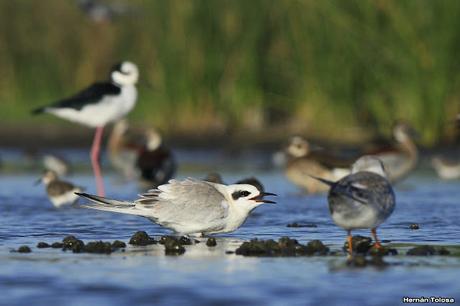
[107,119,139,180]
[431,115,460,180]
[283,136,353,193]
[136,128,176,188]
[367,121,418,183]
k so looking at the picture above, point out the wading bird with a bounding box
[32,61,139,196]
[367,121,418,183]
[311,156,395,257]
[284,136,353,193]
[36,170,83,208]
[77,178,276,236]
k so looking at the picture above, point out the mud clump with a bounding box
[178,236,193,245]
[37,242,50,248]
[158,236,189,255]
[235,237,329,257]
[37,235,127,254]
[343,236,397,256]
[159,236,196,246]
[206,238,217,247]
[62,235,85,253]
[112,240,126,248]
[347,255,388,268]
[409,223,420,230]
[17,246,32,253]
[407,245,450,256]
[164,239,186,255]
[51,242,64,248]
[129,231,156,246]
[286,222,317,228]
[343,236,373,254]
[83,241,114,254]
[306,240,329,255]
[369,246,398,257]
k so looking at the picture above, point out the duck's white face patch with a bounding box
[287,136,309,158]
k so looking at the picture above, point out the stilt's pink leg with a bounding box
[90,126,105,196]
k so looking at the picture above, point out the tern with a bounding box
[77,178,276,236]
[32,61,139,196]
[311,156,396,256]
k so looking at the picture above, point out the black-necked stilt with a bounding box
[284,136,352,193]
[311,156,395,257]
[33,61,139,196]
[367,121,418,183]
[35,170,84,208]
[77,178,276,236]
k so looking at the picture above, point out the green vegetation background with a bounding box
[1,0,460,145]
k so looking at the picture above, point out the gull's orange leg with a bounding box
[371,228,382,248]
[347,230,353,257]
[91,126,105,196]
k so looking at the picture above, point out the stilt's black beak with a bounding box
[250,192,277,204]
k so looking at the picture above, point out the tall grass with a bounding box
[1,0,460,144]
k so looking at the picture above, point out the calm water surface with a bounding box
[0,149,459,306]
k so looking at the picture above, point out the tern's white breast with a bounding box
[331,205,382,230]
[49,85,137,127]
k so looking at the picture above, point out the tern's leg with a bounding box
[371,228,382,248]
[91,126,105,197]
[347,230,353,258]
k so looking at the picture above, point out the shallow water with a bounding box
[0,149,459,306]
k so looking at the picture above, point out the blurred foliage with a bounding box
[1,0,460,144]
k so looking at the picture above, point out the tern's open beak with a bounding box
[250,192,277,204]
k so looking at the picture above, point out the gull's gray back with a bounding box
[136,179,229,228]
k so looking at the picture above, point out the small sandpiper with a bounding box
[311,156,396,256]
[36,170,84,208]
[284,136,352,193]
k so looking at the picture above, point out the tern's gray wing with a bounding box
[331,172,395,214]
[135,178,229,226]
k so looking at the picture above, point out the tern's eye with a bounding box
[232,190,251,200]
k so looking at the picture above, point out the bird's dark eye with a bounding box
[232,190,251,200]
